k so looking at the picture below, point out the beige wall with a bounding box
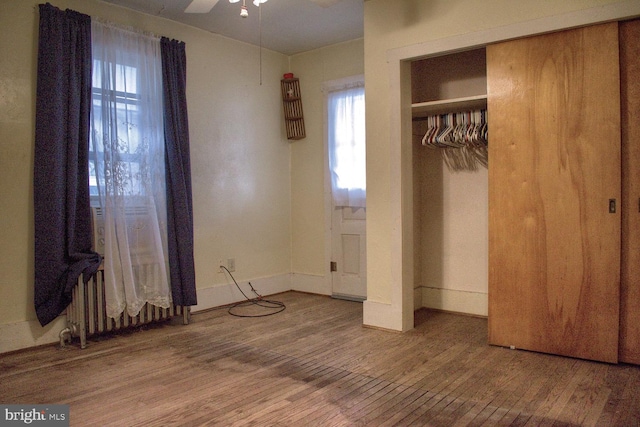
[289,39,364,288]
[363,0,639,330]
[0,0,295,352]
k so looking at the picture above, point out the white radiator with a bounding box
[60,268,189,349]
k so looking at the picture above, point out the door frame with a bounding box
[368,1,640,333]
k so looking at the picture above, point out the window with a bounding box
[89,21,171,319]
[326,76,366,208]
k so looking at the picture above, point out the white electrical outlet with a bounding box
[218,260,225,273]
[227,258,235,272]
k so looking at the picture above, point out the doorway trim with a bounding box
[372,0,640,332]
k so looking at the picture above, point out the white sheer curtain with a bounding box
[327,82,366,208]
[90,21,171,318]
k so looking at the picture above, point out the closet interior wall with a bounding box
[411,48,489,316]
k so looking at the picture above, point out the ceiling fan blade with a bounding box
[185,0,220,13]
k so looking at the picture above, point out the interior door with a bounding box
[331,206,366,301]
[487,22,621,363]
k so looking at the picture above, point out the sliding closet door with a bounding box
[619,18,640,365]
[487,22,621,363]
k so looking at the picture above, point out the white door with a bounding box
[331,206,366,300]
[324,75,366,301]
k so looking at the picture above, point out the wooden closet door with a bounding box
[487,22,621,363]
[619,18,640,365]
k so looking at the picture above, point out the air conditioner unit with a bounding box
[91,206,106,256]
[91,206,153,258]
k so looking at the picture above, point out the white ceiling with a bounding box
[99,0,364,55]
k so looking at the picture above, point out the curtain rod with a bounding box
[92,17,162,41]
[35,3,173,42]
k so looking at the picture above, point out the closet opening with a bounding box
[411,48,489,323]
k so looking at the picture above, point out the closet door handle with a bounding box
[609,199,616,213]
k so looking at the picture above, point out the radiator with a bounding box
[60,268,190,349]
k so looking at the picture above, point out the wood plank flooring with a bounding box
[1,291,639,426]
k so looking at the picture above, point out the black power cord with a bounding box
[219,265,286,317]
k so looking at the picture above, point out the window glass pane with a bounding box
[331,89,365,190]
[327,82,366,208]
[89,60,143,199]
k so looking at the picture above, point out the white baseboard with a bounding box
[414,287,422,311]
[0,281,486,354]
[0,272,296,354]
[192,273,292,313]
[291,272,330,295]
[363,299,405,331]
[0,317,67,355]
[419,286,488,317]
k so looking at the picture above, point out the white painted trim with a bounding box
[384,0,640,334]
[321,74,365,94]
[366,49,414,332]
[387,0,640,63]
[291,272,330,295]
[322,77,334,300]
[420,287,488,317]
[413,286,422,311]
[363,299,404,331]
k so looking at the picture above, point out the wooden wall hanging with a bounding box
[281,74,306,140]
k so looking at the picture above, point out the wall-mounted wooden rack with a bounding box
[281,78,306,140]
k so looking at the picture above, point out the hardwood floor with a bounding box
[1,291,639,426]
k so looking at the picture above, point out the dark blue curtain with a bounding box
[161,38,197,306]
[34,3,101,326]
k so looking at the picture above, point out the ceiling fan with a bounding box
[185,0,342,14]
[185,0,265,15]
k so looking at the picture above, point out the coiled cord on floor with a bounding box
[220,266,286,317]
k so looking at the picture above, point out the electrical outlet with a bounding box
[227,258,235,272]
[218,260,225,273]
